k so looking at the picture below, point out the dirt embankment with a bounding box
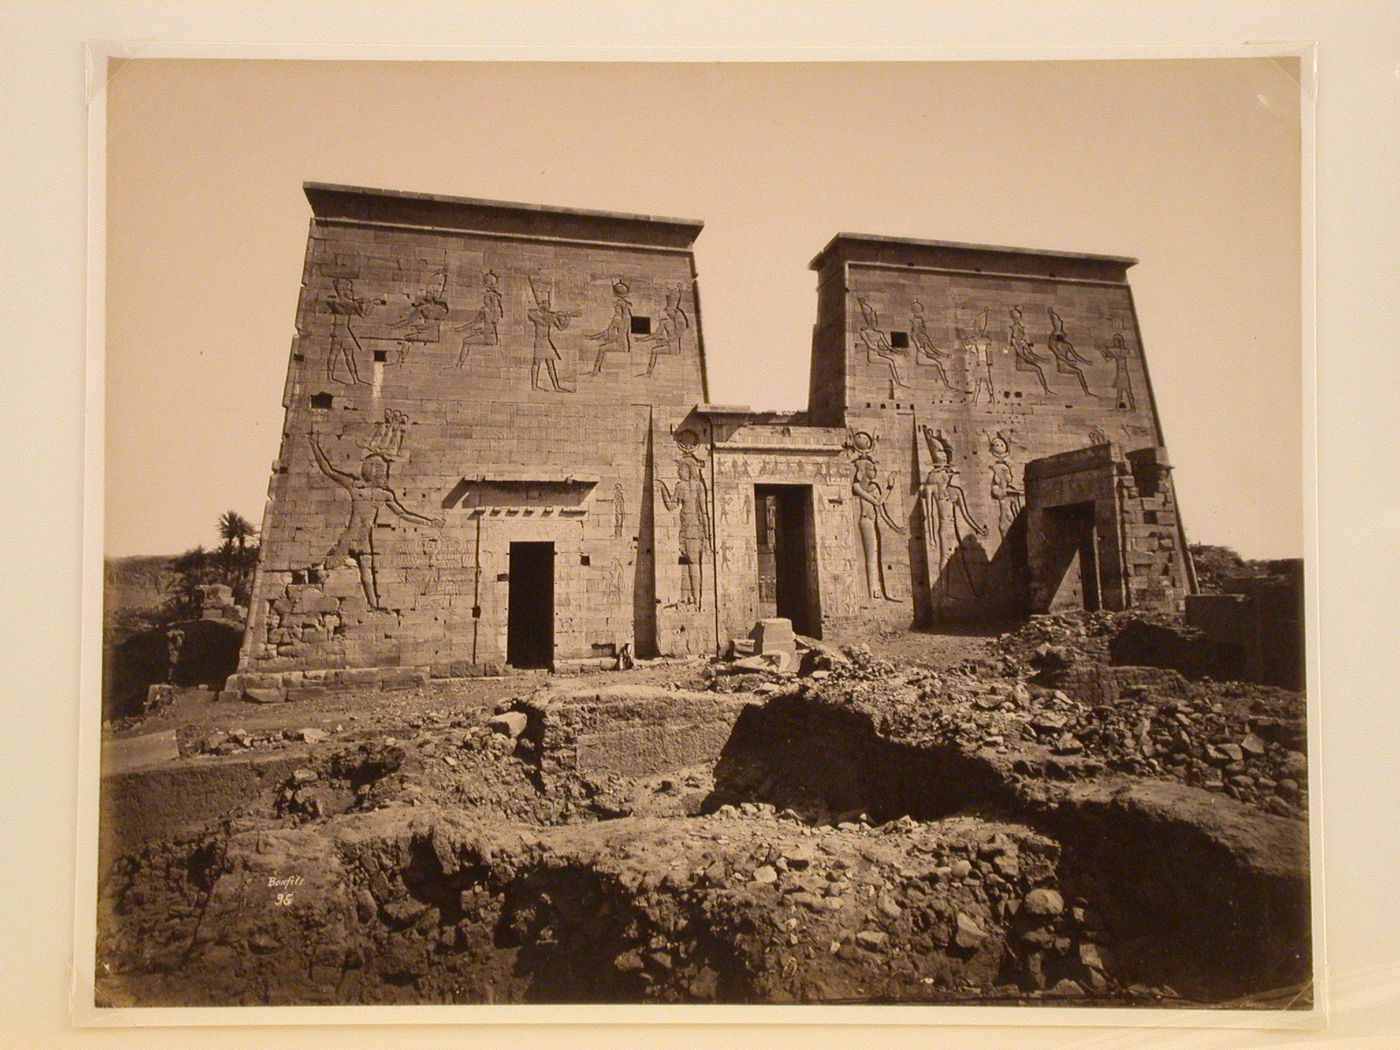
[95,612,1311,1009]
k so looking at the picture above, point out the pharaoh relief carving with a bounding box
[613,482,626,538]
[957,308,996,406]
[453,270,505,367]
[1008,305,1054,396]
[387,268,450,363]
[1101,331,1137,411]
[325,278,386,385]
[1045,308,1099,397]
[856,297,909,390]
[909,301,963,393]
[919,428,988,608]
[527,276,578,393]
[847,429,905,603]
[307,409,445,611]
[987,430,1025,539]
[638,282,692,377]
[657,427,712,609]
[589,278,634,375]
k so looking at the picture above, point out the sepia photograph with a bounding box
[91,54,1313,1017]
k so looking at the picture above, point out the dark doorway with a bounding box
[754,485,821,637]
[507,542,554,668]
[1043,502,1102,612]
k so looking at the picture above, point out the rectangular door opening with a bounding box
[1043,502,1102,613]
[754,485,822,637]
[507,541,554,669]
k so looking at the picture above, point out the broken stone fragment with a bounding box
[1280,750,1307,780]
[291,767,319,785]
[855,930,888,950]
[1219,743,1244,764]
[954,912,987,949]
[1241,732,1267,756]
[1049,978,1085,997]
[750,617,797,656]
[781,846,815,870]
[243,687,287,704]
[296,728,328,743]
[1078,942,1105,971]
[487,711,529,739]
[1021,887,1065,918]
[993,854,1020,879]
[613,949,644,973]
[751,865,778,885]
[1019,926,1055,948]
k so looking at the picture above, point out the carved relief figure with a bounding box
[909,300,961,391]
[848,430,905,602]
[613,482,626,538]
[920,428,988,608]
[325,278,386,385]
[1009,305,1054,395]
[308,409,445,610]
[389,267,450,363]
[527,276,578,393]
[1100,331,1137,411]
[657,428,712,609]
[856,297,909,388]
[454,270,505,367]
[1045,307,1097,396]
[639,282,690,377]
[987,431,1024,538]
[958,308,996,405]
[589,279,634,374]
[604,559,626,604]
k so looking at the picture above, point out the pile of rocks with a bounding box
[192,724,336,757]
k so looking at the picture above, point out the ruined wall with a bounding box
[810,237,1191,623]
[242,186,708,675]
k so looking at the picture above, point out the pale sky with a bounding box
[105,58,1301,559]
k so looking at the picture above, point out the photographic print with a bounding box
[92,56,1311,1015]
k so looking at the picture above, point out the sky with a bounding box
[105,57,1302,559]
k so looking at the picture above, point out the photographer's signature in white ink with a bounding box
[267,873,305,906]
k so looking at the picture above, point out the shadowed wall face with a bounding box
[809,238,1189,624]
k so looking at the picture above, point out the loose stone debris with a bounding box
[97,610,1309,1008]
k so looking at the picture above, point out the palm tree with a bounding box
[218,510,257,554]
[163,545,217,620]
[217,510,260,605]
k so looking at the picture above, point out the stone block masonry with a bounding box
[242,185,709,679]
[239,187,1193,688]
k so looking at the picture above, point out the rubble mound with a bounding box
[96,622,1310,1009]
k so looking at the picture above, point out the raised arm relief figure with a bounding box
[308,409,444,610]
